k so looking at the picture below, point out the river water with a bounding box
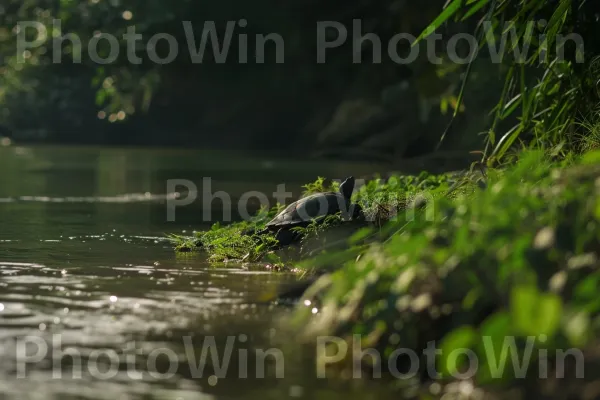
[0,145,396,400]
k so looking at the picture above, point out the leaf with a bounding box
[461,0,490,21]
[440,97,449,115]
[511,285,538,335]
[545,0,571,48]
[476,311,513,384]
[414,0,463,46]
[580,150,600,165]
[574,274,600,300]
[438,326,478,377]
[95,90,106,106]
[510,286,562,338]
[489,67,515,142]
[502,93,522,118]
[462,288,482,309]
[536,293,562,337]
[349,227,375,244]
[492,123,523,160]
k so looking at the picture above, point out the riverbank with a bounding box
[173,149,600,397]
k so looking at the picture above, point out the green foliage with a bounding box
[510,285,562,337]
[292,151,600,386]
[301,176,341,196]
[0,0,170,135]
[1,0,330,140]
[576,117,600,153]
[438,325,478,377]
[413,0,463,45]
[355,171,459,227]
[292,213,344,241]
[170,174,459,265]
[417,0,600,161]
[169,204,283,263]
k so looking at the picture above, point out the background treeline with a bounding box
[0,0,598,162]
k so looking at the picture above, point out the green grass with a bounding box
[287,150,600,394]
[169,149,600,394]
[576,120,600,153]
[169,204,284,262]
[169,172,466,265]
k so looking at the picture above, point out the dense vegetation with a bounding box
[292,151,600,395]
[169,0,600,397]
[1,0,490,157]
[3,0,600,396]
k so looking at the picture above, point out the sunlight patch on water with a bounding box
[110,265,156,275]
[0,260,251,344]
[0,262,46,269]
[131,235,171,242]
[0,192,181,204]
[0,373,213,400]
[0,145,398,400]
[230,270,277,275]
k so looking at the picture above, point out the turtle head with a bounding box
[339,176,355,200]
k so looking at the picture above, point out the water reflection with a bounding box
[0,146,394,399]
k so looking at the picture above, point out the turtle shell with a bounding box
[265,192,348,228]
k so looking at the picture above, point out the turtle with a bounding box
[260,176,362,246]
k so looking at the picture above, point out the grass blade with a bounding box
[414,0,463,46]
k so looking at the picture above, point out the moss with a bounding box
[169,172,463,266]
[169,204,284,263]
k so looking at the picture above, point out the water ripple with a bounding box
[0,192,181,204]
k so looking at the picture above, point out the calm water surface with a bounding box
[0,145,394,400]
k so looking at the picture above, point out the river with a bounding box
[0,145,396,400]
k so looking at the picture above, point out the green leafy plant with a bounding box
[415,0,600,162]
[169,174,458,266]
[291,150,600,392]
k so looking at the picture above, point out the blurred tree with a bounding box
[1,0,490,160]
